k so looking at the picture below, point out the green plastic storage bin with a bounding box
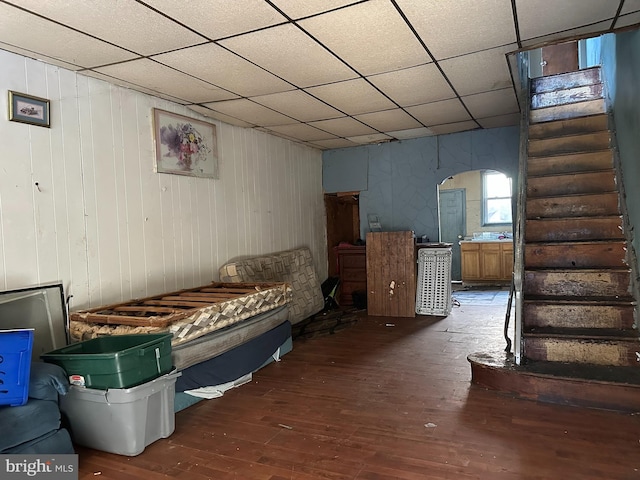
[41,333,173,389]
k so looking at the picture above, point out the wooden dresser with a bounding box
[336,246,367,306]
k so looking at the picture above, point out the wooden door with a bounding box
[480,243,502,280]
[438,188,465,280]
[541,41,578,76]
[366,231,416,317]
[325,193,360,277]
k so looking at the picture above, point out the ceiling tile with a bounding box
[476,113,520,129]
[516,0,619,41]
[0,42,81,71]
[520,21,612,48]
[387,127,434,140]
[429,121,479,136]
[0,3,137,68]
[269,0,362,19]
[250,90,343,122]
[462,88,519,119]
[305,79,396,115]
[308,138,358,150]
[188,105,253,128]
[367,63,454,107]
[152,43,292,97]
[299,0,430,76]
[202,99,296,126]
[6,0,206,56]
[308,117,377,137]
[396,0,516,60]
[440,44,518,97]
[616,12,640,28]
[405,98,471,126]
[346,133,393,144]
[265,124,337,142]
[144,0,286,40]
[622,0,640,14]
[94,59,236,103]
[219,24,357,87]
[354,109,421,132]
[81,70,189,104]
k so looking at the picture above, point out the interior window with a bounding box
[482,170,512,225]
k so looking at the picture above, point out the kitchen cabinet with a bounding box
[366,231,416,317]
[460,241,513,285]
[336,246,366,306]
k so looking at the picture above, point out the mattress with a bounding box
[69,282,292,347]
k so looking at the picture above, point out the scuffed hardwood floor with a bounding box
[76,295,640,479]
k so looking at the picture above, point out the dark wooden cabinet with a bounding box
[336,246,366,306]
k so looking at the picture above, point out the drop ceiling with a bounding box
[1,0,638,150]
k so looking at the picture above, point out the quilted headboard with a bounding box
[219,247,324,325]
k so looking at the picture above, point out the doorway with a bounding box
[438,188,465,281]
[324,192,360,277]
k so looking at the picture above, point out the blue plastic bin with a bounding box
[0,328,34,406]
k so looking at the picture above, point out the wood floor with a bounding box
[76,293,640,479]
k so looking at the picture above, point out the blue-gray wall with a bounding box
[613,29,640,280]
[323,126,520,241]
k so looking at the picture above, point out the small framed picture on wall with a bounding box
[8,91,50,127]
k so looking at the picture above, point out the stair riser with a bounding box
[528,115,608,140]
[524,241,627,269]
[525,217,624,242]
[531,68,602,94]
[524,337,639,367]
[531,84,603,110]
[524,270,631,297]
[527,151,613,176]
[527,171,616,197]
[528,131,609,157]
[526,193,620,219]
[523,303,636,330]
[530,99,605,124]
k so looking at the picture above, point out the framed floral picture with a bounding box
[153,109,218,179]
[8,91,50,127]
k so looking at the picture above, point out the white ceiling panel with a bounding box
[477,113,521,129]
[202,99,297,127]
[517,0,619,42]
[367,63,455,107]
[520,21,613,49]
[269,0,363,19]
[309,138,358,149]
[250,90,343,122]
[308,117,377,137]
[265,124,337,142]
[219,24,358,88]
[0,42,81,71]
[622,0,640,14]
[406,98,472,126]
[94,59,236,103]
[81,70,189,104]
[144,0,286,40]
[188,105,253,128]
[387,127,434,140]
[429,121,479,136]
[305,79,397,115]
[299,0,430,76]
[616,12,640,28]
[396,0,516,60]
[347,133,393,144]
[0,3,137,68]
[152,44,292,97]
[354,109,421,131]
[462,88,519,119]
[5,0,205,55]
[440,44,518,97]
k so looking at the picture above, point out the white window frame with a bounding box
[482,170,512,226]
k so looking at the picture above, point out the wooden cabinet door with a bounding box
[480,243,502,280]
[366,231,416,317]
[461,243,481,281]
[501,243,514,281]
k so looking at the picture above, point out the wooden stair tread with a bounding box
[530,67,602,94]
[524,295,636,304]
[527,148,611,161]
[523,327,639,340]
[528,114,608,139]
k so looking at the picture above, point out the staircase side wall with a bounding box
[612,29,640,302]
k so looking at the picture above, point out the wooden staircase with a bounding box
[469,66,640,412]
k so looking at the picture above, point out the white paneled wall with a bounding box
[0,50,326,310]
